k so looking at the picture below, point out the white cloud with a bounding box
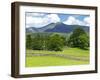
[63,16,75,25]
[63,16,90,26]
[26,16,50,28]
[26,25,30,28]
[84,17,90,26]
[26,14,60,28]
[46,14,60,23]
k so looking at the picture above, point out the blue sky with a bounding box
[26,12,90,28]
[57,14,89,22]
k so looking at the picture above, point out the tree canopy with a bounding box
[26,27,89,51]
[67,27,89,49]
[47,34,64,51]
[26,33,65,51]
[26,34,32,49]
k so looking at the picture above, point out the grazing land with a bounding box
[26,47,89,67]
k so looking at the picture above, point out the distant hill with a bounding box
[26,22,89,33]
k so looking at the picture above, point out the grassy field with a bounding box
[26,47,89,67]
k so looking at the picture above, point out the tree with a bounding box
[67,27,89,49]
[26,34,32,49]
[78,34,89,49]
[32,34,44,50]
[47,34,64,51]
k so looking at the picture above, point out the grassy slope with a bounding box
[26,47,89,67]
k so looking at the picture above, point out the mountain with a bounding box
[36,23,57,32]
[26,23,56,33]
[45,22,89,33]
[26,22,89,33]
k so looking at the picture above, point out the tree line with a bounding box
[26,27,89,51]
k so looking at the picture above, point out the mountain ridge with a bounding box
[26,22,89,33]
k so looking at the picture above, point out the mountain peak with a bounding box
[26,22,89,33]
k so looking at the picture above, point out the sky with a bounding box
[26,12,90,28]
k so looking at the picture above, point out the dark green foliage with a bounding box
[78,34,89,49]
[26,33,65,51]
[26,35,32,49]
[32,34,46,50]
[26,27,89,51]
[47,34,64,51]
[67,27,89,49]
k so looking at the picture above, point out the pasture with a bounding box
[26,47,89,67]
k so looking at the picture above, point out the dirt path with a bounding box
[26,53,89,61]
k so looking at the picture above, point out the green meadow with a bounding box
[26,47,89,67]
